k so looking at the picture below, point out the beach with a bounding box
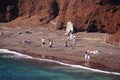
[0,25,120,73]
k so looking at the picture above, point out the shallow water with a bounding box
[0,49,120,80]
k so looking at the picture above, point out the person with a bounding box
[87,53,90,63]
[49,40,53,48]
[84,51,90,63]
[25,30,32,34]
[71,38,75,49]
[0,32,3,36]
[18,32,22,35]
[85,51,88,63]
[65,42,68,47]
[68,30,72,39]
[24,39,32,44]
[72,38,76,46]
[42,37,45,45]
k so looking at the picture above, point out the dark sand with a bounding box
[0,26,120,73]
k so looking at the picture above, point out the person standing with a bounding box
[87,53,90,63]
[85,51,88,63]
[72,38,76,46]
[84,51,90,63]
[68,30,72,39]
[49,40,53,48]
[42,37,45,45]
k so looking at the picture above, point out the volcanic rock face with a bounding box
[0,0,19,22]
[0,0,59,24]
[0,0,120,45]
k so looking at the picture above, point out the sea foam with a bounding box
[0,49,120,76]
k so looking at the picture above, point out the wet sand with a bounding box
[0,26,120,73]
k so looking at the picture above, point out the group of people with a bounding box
[41,30,76,49]
[68,30,91,63]
[23,29,91,64]
[24,29,90,64]
[42,37,53,48]
[65,30,76,48]
[64,39,76,49]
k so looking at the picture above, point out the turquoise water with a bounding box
[0,51,120,80]
[0,57,120,80]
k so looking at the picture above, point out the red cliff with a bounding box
[0,0,120,45]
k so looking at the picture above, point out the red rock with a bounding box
[0,0,120,45]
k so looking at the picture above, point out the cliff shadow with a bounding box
[49,0,59,19]
[0,0,19,22]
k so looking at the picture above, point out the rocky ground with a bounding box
[0,25,120,72]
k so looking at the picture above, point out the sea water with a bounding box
[0,49,120,80]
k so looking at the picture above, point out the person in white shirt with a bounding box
[85,51,88,63]
[84,51,90,63]
[49,40,53,48]
[42,37,45,45]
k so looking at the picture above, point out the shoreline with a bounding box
[0,26,120,75]
[0,48,120,76]
[23,51,120,74]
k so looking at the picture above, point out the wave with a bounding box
[0,49,120,76]
[0,49,32,58]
